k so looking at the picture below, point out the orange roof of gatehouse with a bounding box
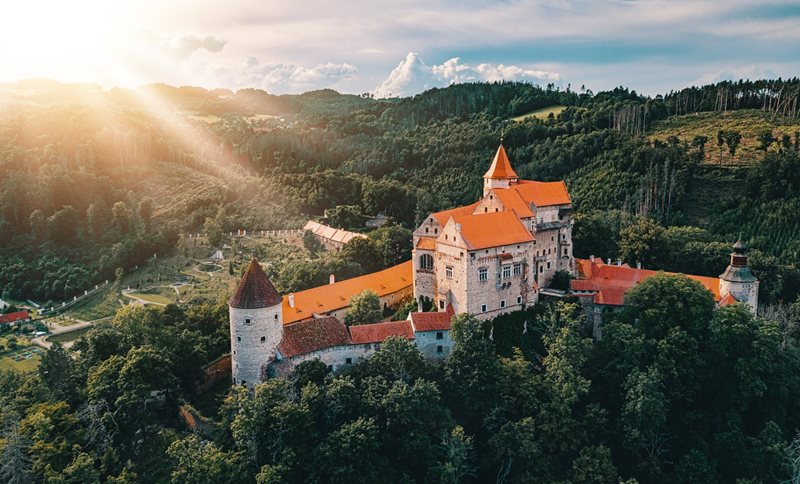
[282,261,413,324]
[570,258,722,306]
[484,144,519,180]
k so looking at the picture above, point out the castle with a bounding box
[229,144,759,388]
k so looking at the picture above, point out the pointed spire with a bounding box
[229,259,282,309]
[483,143,519,180]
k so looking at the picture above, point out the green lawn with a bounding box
[511,105,567,122]
[126,292,173,305]
[67,285,121,321]
[47,327,91,344]
[0,345,44,373]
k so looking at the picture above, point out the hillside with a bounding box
[649,109,800,165]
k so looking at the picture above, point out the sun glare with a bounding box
[1,0,119,81]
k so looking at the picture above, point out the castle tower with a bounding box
[229,259,284,389]
[719,239,759,314]
[483,143,519,196]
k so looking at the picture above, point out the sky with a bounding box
[1,0,799,97]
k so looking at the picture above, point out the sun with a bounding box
[0,0,120,81]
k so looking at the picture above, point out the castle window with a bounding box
[439,300,445,310]
[346,358,352,364]
[517,296,522,305]
[241,380,246,386]
[547,262,551,269]
[563,248,568,256]
[513,263,522,276]
[275,314,278,320]
[500,299,506,308]
[446,266,453,279]
[261,336,266,342]
[551,236,554,241]
[244,318,251,325]
[495,208,499,212]
[539,266,544,273]
[436,332,444,340]
[420,253,434,270]
[490,195,493,200]
[425,227,429,233]
[437,345,443,354]
[481,304,487,313]
[484,207,488,213]
[237,336,241,342]
[502,265,511,279]
[479,267,488,282]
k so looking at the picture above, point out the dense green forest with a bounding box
[2,277,800,482]
[3,78,800,482]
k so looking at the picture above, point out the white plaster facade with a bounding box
[229,302,283,389]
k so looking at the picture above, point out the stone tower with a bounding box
[719,239,759,314]
[483,144,519,196]
[229,259,284,389]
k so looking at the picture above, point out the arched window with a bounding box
[419,253,434,270]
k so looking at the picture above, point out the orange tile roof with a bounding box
[484,144,519,179]
[349,320,414,344]
[512,180,572,207]
[492,188,534,218]
[278,316,351,357]
[446,211,534,250]
[718,293,738,306]
[571,258,722,306]
[282,261,413,324]
[416,237,436,251]
[409,311,451,331]
[430,202,480,227]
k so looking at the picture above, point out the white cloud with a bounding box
[372,52,560,98]
[213,57,358,93]
[688,65,779,87]
[138,31,227,59]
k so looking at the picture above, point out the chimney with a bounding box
[616,259,622,266]
[288,293,295,308]
[607,258,611,265]
[636,261,642,269]
[590,255,595,262]
[329,274,336,285]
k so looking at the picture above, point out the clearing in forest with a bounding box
[649,109,800,165]
[511,105,567,122]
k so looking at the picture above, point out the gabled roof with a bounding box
[718,293,738,307]
[229,259,282,309]
[570,258,722,306]
[278,316,351,358]
[416,237,436,251]
[0,311,29,325]
[303,220,366,244]
[492,188,534,218]
[444,211,534,250]
[430,202,480,227]
[349,320,415,344]
[484,144,519,180]
[512,180,572,207]
[282,261,413,324]
[409,311,452,332]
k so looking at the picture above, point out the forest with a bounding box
[2,77,800,482]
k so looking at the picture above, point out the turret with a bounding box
[719,239,759,314]
[229,259,284,389]
[483,143,518,196]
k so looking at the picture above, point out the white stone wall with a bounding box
[720,279,760,314]
[412,247,437,303]
[465,242,536,320]
[279,343,380,372]
[531,204,574,285]
[230,303,283,389]
[434,235,470,313]
[415,330,453,359]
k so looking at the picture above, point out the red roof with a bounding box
[430,202,480,227]
[484,144,519,180]
[409,311,452,332]
[718,293,738,306]
[277,316,351,358]
[0,311,29,325]
[445,210,534,250]
[230,259,282,309]
[349,320,414,344]
[512,180,572,207]
[571,258,722,306]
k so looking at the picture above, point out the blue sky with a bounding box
[2,0,799,97]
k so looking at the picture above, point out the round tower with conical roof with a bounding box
[229,259,284,388]
[719,239,759,314]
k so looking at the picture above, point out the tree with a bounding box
[324,205,365,230]
[550,270,572,290]
[47,206,79,242]
[137,197,154,234]
[619,218,666,267]
[111,201,131,236]
[28,209,45,241]
[167,435,245,484]
[436,426,476,484]
[368,225,412,268]
[0,420,33,484]
[87,199,111,241]
[758,129,774,151]
[344,290,381,325]
[302,230,324,256]
[340,237,381,273]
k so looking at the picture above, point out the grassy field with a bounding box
[649,109,800,165]
[47,327,92,344]
[67,284,121,321]
[0,335,44,372]
[511,105,567,122]
[126,291,174,305]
